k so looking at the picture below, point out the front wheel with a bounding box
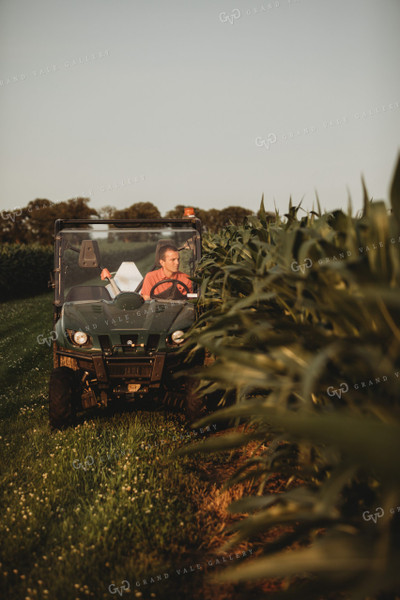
[49,367,79,429]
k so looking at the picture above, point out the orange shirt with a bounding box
[141,268,192,298]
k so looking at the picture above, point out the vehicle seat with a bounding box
[106,261,144,298]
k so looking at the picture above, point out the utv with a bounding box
[49,215,203,429]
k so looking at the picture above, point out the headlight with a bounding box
[73,331,88,345]
[171,330,185,345]
[66,329,92,347]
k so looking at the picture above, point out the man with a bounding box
[100,244,192,300]
[140,244,192,300]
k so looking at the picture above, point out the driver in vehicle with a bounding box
[100,244,192,300]
[140,244,192,300]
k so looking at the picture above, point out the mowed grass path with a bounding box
[0,294,255,600]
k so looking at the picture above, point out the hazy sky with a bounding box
[0,0,399,217]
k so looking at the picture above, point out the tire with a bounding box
[49,367,79,430]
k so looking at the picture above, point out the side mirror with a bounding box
[79,240,101,268]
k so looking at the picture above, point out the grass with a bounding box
[0,293,262,600]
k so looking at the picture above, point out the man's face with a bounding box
[160,250,180,275]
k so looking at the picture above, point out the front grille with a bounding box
[147,334,160,351]
[108,363,153,379]
[120,334,139,352]
[120,334,138,345]
[99,335,112,352]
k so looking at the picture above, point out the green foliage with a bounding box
[0,294,229,600]
[165,205,254,233]
[185,157,400,599]
[0,197,256,246]
[0,243,53,301]
[112,201,161,219]
[0,198,98,246]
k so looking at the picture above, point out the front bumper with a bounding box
[57,349,166,387]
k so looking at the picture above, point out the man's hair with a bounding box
[159,244,178,262]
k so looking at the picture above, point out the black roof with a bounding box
[55,218,202,234]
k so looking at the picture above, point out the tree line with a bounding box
[0,197,267,246]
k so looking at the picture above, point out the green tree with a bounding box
[98,205,117,219]
[24,199,55,244]
[164,205,220,232]
[204,208,222,233]
[0,205,32,244]
[218,206,254,228]
[24,197,97,245]
[0,197,99,246]
[164,205,187,219]
[113,202,160,219]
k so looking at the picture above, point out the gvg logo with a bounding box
[219,9,241,24]
[72,456,94,471]
[327,383,349,399]
[255,134,277,150]
[0,207,28,222]
[37,330,58,346]
[362,507,384,524]
[291,258,313,274]
[108,580,130,596]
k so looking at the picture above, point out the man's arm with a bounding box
[183,272,193,291]
[176,272,193,294]
[140,272,153,300]
[100,268,111,280]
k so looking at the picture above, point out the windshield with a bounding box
[55,226,201,305]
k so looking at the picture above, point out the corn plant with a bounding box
[183,156,400,599]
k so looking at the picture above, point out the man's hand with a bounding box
[101,268,111,281]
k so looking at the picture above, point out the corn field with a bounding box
[183,156,400,599]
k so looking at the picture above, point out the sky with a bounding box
[0,0,399,218]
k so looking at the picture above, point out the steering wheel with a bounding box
[150,278,190,300]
